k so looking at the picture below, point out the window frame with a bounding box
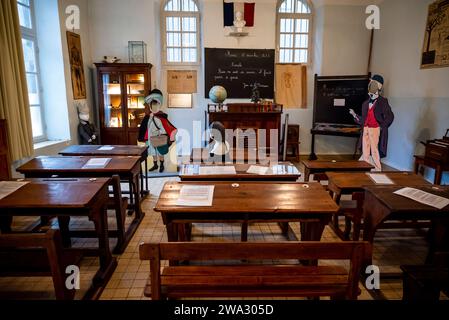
[276,0,313,65]
[17,0,47,142]
[161,0,201,66]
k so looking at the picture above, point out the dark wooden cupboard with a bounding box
[95,63,152,145]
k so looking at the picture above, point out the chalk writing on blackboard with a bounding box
[205,48,275,99]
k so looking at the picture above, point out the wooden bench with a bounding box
[139,241,370,300]
[0,229,81,300]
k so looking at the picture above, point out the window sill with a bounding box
[34,140,70,151]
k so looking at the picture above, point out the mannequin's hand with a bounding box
[92,135,96,140]
[349,109,357,118]
[88,139,92,143]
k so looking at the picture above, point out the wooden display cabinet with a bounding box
[95,63,152,145]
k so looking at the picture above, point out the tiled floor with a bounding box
[0,158,446,300]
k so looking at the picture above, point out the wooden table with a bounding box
[179,163,301,181]
[155,181,339,243]
[363,185,449,268]
[16,156,145,249]
[190,147,277,164]
[414,155,449,185]
[327,171,432,203]
[301,160,374,182]
[0,178,117,285]
[59,144,150,196]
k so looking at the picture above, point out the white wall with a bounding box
[371,0,449,184]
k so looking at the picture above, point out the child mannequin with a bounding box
[77,102,98,145]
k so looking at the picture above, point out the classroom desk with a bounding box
[59,145,150,197]
[363,185,449,269]
[327,171,431,203]
[190,147,277,164]
[179,163,301,181]
[0,178,117,285]
[301,160,374,182]
[16,156,144,247]
[155,181,339,243]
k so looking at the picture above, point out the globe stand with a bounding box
[207,103,228,113]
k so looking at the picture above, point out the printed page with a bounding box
[176,185,215,207]
[394,187,449,210]
[247,165,269,175]
[0,181,30,200]
[368,173,395,185]
[82,158,112,169]
[98,146,115,151]
[199,166,236,175]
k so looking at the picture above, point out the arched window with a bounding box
[277,0,312,64]
[161,0,200,64]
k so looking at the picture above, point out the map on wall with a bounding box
[421,0,449,69]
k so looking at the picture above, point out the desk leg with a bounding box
[309,134,317,160]
[111,176,126,254]
[132,173,143,219]
[435,165,443,185]
[0,216,12,233]
[300,219,328,266]
[241,222,248,242]
[304,168,311,182]
[91,205,116,284]
[57,216,72,248]
[145,157,149,192]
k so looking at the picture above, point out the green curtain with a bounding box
[0,0,34,162]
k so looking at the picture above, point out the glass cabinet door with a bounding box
[126,73,146,128]
[102,73,123,128]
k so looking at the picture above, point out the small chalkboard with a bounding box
[205,48,275,99]
[313,74,370,126]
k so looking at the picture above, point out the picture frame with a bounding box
[66,31,87,99]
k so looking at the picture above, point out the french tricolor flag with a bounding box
[223,1,255,27]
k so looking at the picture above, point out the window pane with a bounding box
[295,34,308,48]
[167,48,182,62]
[17,4,32,29]
[182,48,196,62]
[167,32,181,47]
[166,17,181,31]
[280,34,294,48]
[280,49,293,63]
[26,73,40,105]
[296,19,309,33]
[296,0,311,14]
[22,38,37,72]
[30,106,44,138]
[165,0,180,11]
[294,49,308,63]
[18,0,30,5]
[280,19,294,33]
[182,0,198,12]
[182,32,196,47]
[182,17,197,32]
[279,0,294,13]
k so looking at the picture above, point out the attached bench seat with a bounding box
[0,229,82,300]
[139,241,371,300]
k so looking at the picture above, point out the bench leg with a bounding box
[241,222,248,242]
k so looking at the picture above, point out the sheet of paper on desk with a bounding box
[271,165,287,175]
[199,166,236,175]
[394,187,449,210]
[82,158,111,169]
[176,185,215,206]
[98,146,115,151]
[247,165,269,175]
[368,173,395,185]
[0,181,30,200]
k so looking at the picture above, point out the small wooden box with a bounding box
[425,140,449,163]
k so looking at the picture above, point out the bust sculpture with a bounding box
[233,11,246,33]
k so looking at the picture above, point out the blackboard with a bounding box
[205,48,275,99]
[313,74,370,126]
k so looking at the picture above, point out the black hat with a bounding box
[371,74,384,85]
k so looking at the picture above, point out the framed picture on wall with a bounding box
[421,0,449,69]
[66,31,87,99]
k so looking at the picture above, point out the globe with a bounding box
[209,86,227,104]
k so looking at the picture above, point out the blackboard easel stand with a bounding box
[309,128,361,160]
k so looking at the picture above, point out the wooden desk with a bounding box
[190,147,277,164]
[414,155,449,185]
[327,171,431,202]
[179,163,300,182]
[59,144,150,196]
[0,178,117,285]
[155,181,338,243]
[16,156,144,247]
[301,160,374,182]
[363,185,449,267]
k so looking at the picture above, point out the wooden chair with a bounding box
[139,241,370,300]
[0,229,81,300]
